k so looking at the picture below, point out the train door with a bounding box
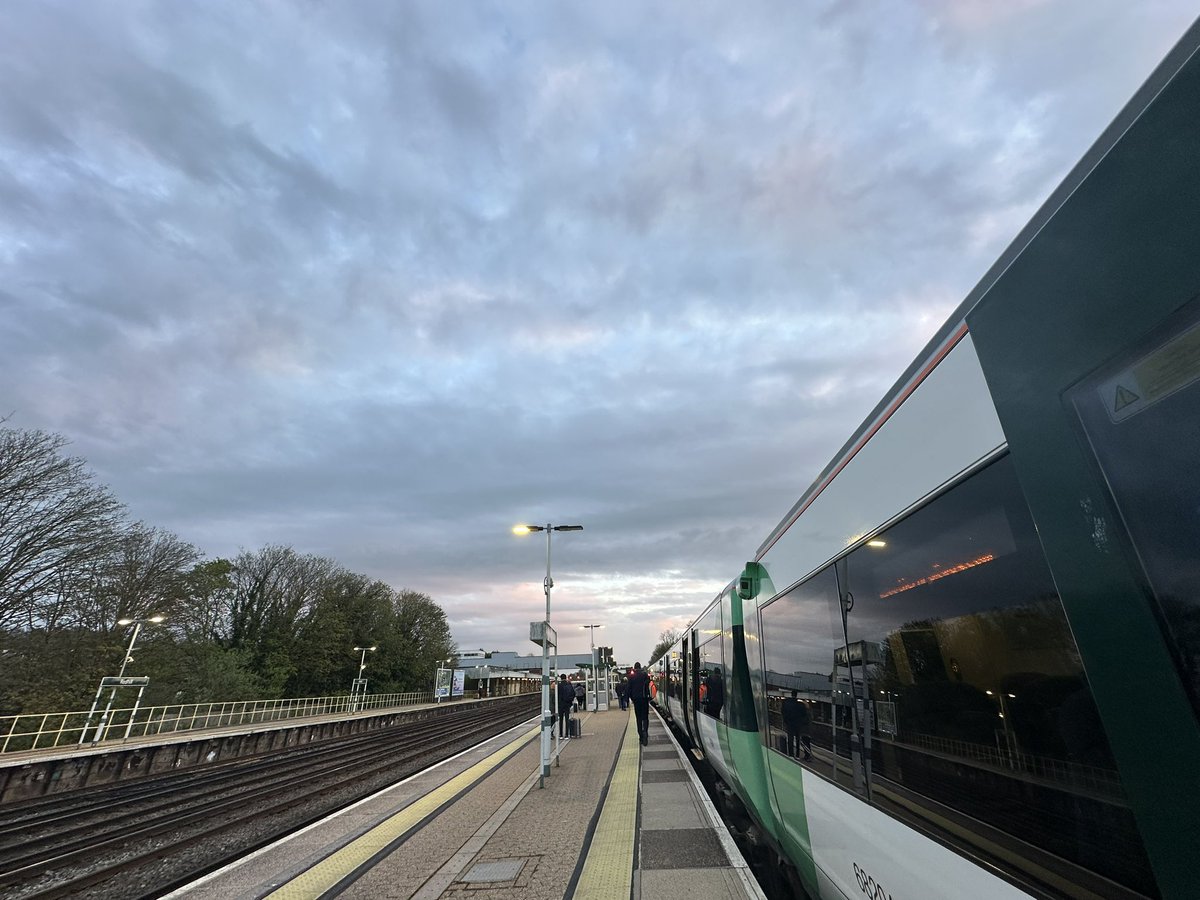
[964,43,1200,892]
[689,628,702,739]
[680,633,691,725]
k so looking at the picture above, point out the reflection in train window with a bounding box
[761,569,845,776]
[698,635,725,722]
[760,455,1157,897]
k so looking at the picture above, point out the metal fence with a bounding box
[909,731,1124,799]
[0,691,434,755]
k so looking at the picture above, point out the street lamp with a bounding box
[513,523,583,787]
[986,689,1019,763]
[82,615,166,744]
[581,624,603,711]
[351,645,377,711]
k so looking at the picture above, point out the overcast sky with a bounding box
[2,2,1195,665]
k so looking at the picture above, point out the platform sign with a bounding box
[100,676,150,687]
[451,669,466,698]
[529,620,557,648]
[435,667,452,699]
[875,700,897,736]
[834,640,882,667]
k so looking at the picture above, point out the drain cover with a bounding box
[461,858,525,883]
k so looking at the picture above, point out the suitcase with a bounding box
[569,717,581,738]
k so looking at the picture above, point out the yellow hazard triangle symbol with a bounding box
[1113,384,1140,413]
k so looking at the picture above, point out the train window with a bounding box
[1070,303,1200,719]
[696,602,722,644]
[760,569,847,781]
[839,455,1156,897]
[698,636,725,722]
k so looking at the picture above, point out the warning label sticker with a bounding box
[1098,319,1200,422]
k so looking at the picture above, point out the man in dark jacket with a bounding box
[557,674,577,738]
[628,662,652,746]
[782,690,813,760]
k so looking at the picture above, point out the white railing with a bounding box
[908,731,1124,799]
[0,691,436,755]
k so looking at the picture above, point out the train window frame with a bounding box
[759,567,842,771]
[759,453,1157,897]
[697,630,726,723]
[695,600,722,645]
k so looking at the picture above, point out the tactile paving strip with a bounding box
[570,717,640,899]
[264,726,538,899]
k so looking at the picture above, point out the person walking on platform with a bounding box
[783,690,813,760]
[557,674,576,738]
[628,662,652,746]
[616,677,629,710]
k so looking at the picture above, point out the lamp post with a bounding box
[987,689,1018,764]
[82,615,165,744]
[581,624,603,711]
[351,645,376,711]
[513,523,583,787]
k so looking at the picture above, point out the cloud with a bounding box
[1,0,1194,660]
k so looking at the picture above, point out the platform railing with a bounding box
[0,691,436,755]
[908,731,1124,798]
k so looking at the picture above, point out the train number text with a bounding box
[853,862,894,900]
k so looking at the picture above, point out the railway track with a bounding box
[0,696,537,898]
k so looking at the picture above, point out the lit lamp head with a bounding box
[117,615,165,626]
[513,524,583,535]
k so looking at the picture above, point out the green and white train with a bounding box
[652,19,1200,900]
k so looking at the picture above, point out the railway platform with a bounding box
[164,706,764,900]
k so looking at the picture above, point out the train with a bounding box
[650,19,1200,900]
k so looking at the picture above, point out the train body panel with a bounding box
[657,18,1200,900]
[765,751,818,895]
[693,710,731,784]
[801,772,1033,900]
[665,692,684,725]
[755,332,1004,598]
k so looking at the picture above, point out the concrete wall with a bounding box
[0,694,536,803]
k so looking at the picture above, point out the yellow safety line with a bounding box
[266,725,539,899]
[572,717,640,900]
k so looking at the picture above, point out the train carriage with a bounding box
[661,19,1200,900]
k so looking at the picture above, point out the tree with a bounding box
[390,589,455,691]
[176,558,236,642]
[161,642,266,703]
[220,547,338,692]
[649,628,682,666]
[284,570,393,697]
[0,426,468,712]
[82,523,201,633]
[0,428,124,631]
